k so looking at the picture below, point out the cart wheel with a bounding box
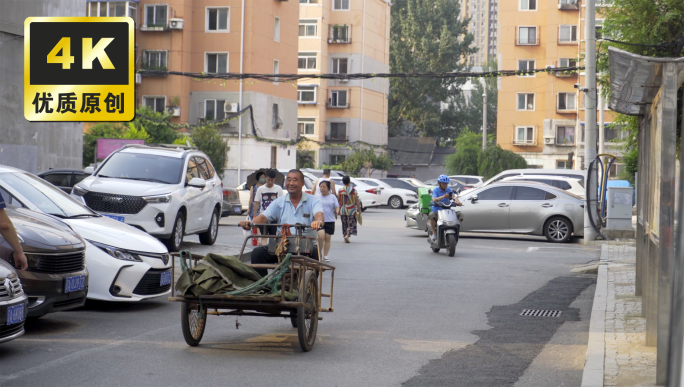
[297,270,319,352]
[290,313,298,328]
[181,302,207,346]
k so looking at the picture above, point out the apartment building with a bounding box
[461,0,498,67]
[86,0,298,185]
[297,0,391,167]
[497,0,620,172]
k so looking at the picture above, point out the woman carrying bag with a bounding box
[338,176,360,243]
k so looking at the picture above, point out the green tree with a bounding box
[83,122,126,167]
[191,125,226,179]
[340,149,394,177]
[389,0,476,138]
[121,123,150,141]
[477,145,528,179]
[173,135,193,146]
[132,107,180,144]
[445,129,482,175]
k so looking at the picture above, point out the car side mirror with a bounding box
[188,177,206,188]
[470,195,478,203]
[427,189,432,195]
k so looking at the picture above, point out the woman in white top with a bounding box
[311,168,336,197]
[316,180,339,262]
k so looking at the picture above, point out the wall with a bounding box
[0,0,84,173]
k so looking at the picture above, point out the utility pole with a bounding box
[598,85,605,155]
[482,92,488,150]
[583,0,598,243]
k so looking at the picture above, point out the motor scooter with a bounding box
[425,197,461,257]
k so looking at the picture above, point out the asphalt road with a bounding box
[0,208,599,387]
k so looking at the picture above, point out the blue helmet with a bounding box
[437,174,450,184]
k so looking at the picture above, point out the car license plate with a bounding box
[6,303,25,325]
[65,275,86,293]
[102,214,125,222]
[160,271,172,286]
[234,206,241,213]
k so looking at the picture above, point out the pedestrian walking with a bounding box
[253,169,282,244]
[248,171,265,220]
[338,175,360,243]
[311,168,336,197]
[316,180,339,262]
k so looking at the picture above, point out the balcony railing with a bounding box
[325,135,349,142]
[512,136,537,146]
[558,0,580,10]
[326,102,349,109]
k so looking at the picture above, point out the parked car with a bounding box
[1,206,88,317]
[459,169,587,197]
[221,186,242,217]
[502,175,585,198]
[72,145,222,252]
[379,178,421,194]
[457,181,584,242]
[38,168,92,194]
[448,175,484,187]
[329,177,382,211]
[399,178,430,187]
[302,168,345,178]
[0,167,172,302]
[0,259,28,343]
[352,178,419,209]
[424,178,438,186]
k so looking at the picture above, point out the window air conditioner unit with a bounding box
[224,103,239,113]
[135,73,142,84]
[546,65,555,70]
[169,18,184,30]
[167,107,181,117]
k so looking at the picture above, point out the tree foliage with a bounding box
[340,149,394,177]
[191,125,226,179]
[389,0,476,139]
[132,107,181,144]
[477,145,528,179]
[445,130,525,178]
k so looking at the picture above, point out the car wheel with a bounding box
[544,216,572,243]
[389,196,403,209]
[361,203,367,212]
[199,208,219,246]
[165,212,186,252]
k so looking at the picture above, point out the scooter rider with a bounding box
[429,175,462,240]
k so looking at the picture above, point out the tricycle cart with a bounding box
[169,224,335,352]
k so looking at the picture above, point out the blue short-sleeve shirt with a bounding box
[261,192,323,237]
[431,186,454,213]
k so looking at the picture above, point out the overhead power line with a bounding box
[138,66,585,82]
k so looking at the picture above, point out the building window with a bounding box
[329,90,348,108]
[205,100,226,122]
[333,0,350,10]
[559,25,578,43]
[207,7,229,32]
[299,20,318,37]
[330,25,351,43]
[88,2,128,17]
[559,58,578,68]
[300,0,319,3]
[330,123,347,140]
[517,59,535,76]
[558,92,576,111]
[298,118,315,135]
[274,17,281,42]
[518,27,537,45]
[145,4,168,28]
[515,126,535,145]
[272,104,280,129]
[298,52,317,69]
[517,93,535,111]
[297,86,317,103]
[143,96,166,113]
[556,160,570,169]
[206,53,228,74]
[520,0,536,10]
[595,20,610,39]
[273,60,279,84]
[556,126,576,145]
[330,155,346,164]
[142,50,167,70]
[331,58,348,74]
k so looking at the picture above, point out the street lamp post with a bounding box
[482,92,487,150]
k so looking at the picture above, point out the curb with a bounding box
[581,244,609,387]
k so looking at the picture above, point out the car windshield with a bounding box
[0,173,97,218]
[96,152,184,184]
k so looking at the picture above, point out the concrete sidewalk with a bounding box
[581,242,657,387]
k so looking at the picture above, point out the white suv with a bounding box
[72,145,223,251]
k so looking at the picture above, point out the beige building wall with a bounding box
[297,0,390,167]
[497,0,618,171]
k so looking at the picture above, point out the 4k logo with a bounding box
[24,17,135,122]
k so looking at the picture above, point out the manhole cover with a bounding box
[520,309,562,317]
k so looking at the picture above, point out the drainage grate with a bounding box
[520,309,562,317]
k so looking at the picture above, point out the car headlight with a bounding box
[142,194,172,203]
[408,193,418,199]
[87,240,142,262]
[72,185,88,197]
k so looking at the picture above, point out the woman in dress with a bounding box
[316,181,339,262]
[338,176,360,243]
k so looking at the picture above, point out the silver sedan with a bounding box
[456,181,584,243]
